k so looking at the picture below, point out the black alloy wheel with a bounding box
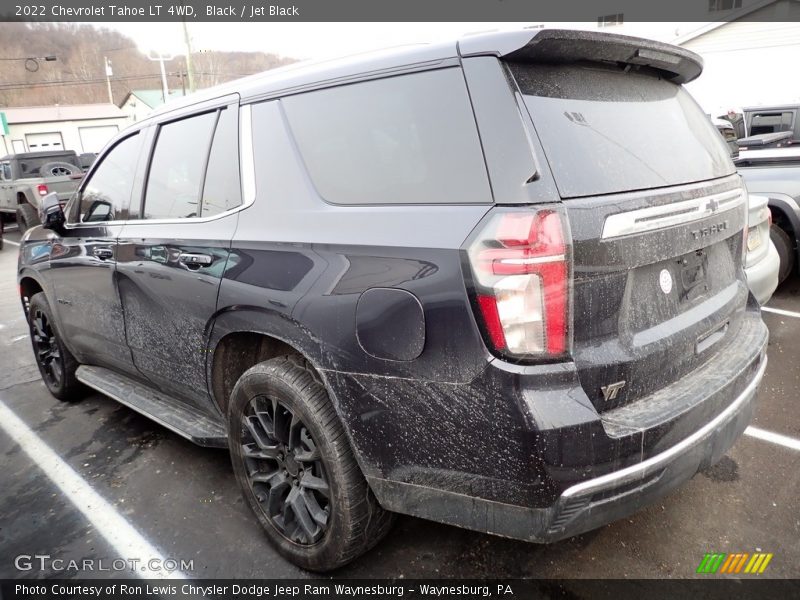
[26,292,84,401]
[227,356,394,571]
[241,395,331,545]
[31,306,64,389]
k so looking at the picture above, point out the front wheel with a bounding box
[27,293,84,401]
[228,355,394,571]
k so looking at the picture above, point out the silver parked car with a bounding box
[745,194,780,304]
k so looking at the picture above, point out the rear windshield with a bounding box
[509,62,735,198]
[17,155,80,177]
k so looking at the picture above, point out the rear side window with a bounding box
[77,133,143,223]
[201,106,242,217]
[280,68,492,205]
[144,111,217,219]
[509,62,735,198]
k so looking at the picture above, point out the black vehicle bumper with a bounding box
[543,352,764,541]
[353,311,768,542]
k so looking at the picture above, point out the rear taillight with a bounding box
[466,208,570,359]
[37,184,48,196]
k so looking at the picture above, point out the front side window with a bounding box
[0,163,10,180]
[143,111,218,220]
[279,68,492,205]
[74,133,143,223]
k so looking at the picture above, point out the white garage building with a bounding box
[0,104,131,157]
[676,0,800,115]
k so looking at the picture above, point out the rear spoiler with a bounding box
[458,29,703,84]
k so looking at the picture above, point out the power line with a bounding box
[0,71,261,93]
[0,74,164,91]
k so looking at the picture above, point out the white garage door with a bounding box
[79,125,119,153]
[25,132,64,151]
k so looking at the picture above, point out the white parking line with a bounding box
[761,306,800,319]
[3,239,19,246]
[0,400,185,579]
[745,426,800,452]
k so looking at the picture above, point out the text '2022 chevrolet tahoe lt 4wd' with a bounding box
[18,29,768,571]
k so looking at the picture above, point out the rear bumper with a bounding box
[362,312,768,542]
[745,240,780,305]
[544,354,765,540]
[368,348,766,543]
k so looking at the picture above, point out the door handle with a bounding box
[178,252,213,268]
[92,247,114,260]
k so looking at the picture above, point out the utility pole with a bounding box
[104,56,114,104]
[148,53,174,103]
[182,20,196,93]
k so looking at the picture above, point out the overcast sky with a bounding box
[103,22,704,61]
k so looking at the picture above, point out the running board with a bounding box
[76,365,228,448]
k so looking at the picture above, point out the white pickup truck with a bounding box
[0,150,84,231]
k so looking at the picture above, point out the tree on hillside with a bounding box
[0,23,295,107]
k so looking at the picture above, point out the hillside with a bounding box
[0,23,296,107]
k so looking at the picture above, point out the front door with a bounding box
[116,102,243,412]
[48,130,148,375]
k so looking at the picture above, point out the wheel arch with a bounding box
[206,307,330,416]
[206,307,378,482]
[19,271,45,316]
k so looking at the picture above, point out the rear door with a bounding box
[505,60,748,413]
[116,100,242,412]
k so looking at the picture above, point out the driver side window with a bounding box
[71,133,143,224]
[0,163,10,180]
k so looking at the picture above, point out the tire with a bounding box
[0,218,3,251]
[38,161,80,178]
[27,293,85,401]
[228,355,394,571]
[16,203,40,232]
[770,224,795,284]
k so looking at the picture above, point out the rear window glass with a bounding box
[509,62,735,198]
[17,155,80,177]
[748,111,794,136]
[280,68,492,205]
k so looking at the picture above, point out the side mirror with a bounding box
[40,192,66,233]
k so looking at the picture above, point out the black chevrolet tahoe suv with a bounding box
[18,29,768,571]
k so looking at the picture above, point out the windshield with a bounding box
[509,62,735,198]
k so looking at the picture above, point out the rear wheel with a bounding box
[770,224,795,284]
[16,203,40,233]
[228,355,394,571]
[27,293,84,401]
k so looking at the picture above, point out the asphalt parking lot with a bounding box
[0,225,798,580]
